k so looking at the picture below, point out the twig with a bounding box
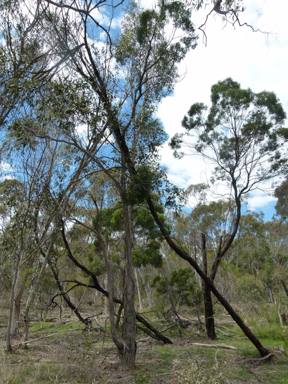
[12,327,83,348]
[218,325,240,334]
[240,352,273,365]
[215,327,232,337]
[190,342,237,350]
[160,324,177,333]
[137,337,151,343]
[214,349,219,372]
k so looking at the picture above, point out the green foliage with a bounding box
[152,268,201,307]
[132,198,167,268]
[85,253,105,276]
[8,116,38,149]
[173,78,287,195]
[133,240,162,268]
[115,0,197,104]
[125,166,157,205]
[136,9,157,45]
[274,180,288,220]
[190,199,235,235]
[0,179,25,208]
[91,195,167,269]
[234,275,264,306]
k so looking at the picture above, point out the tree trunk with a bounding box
[121,204,137,368]
[23,233,56,343]
[116,303,123,329]
[96,231,124,356]
[281,280,288,298]
[147,196,269,357]
[139,266,153,309]
[6,253,22,351]
[11,251,38,335]
[201,233,216,339]
[11,301,21,336]
[103,274,109,315]
[136,313,172,344]
[135,268,143,312]
[202,284,216,339]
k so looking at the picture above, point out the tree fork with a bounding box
[105,96,268,355]
[59,225,172,345]
[48,261,90,326]
[146,196,269,357]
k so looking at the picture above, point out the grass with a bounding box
[0,309,287,383]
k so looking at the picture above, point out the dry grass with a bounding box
[0,310,287,384]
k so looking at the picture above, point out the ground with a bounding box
[0,309,288,383]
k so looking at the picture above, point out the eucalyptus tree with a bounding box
[1,102,96,349]
[169,78,287,339]
[1,0,273,361]
[6,0,197,366]
[0,0,51,129]
[237,213,269,276]
[31,5,273,358]
[190,200,236,338]
[1,140,61,350]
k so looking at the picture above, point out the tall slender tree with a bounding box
[169,77,286,340]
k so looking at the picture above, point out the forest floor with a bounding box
[0,308,288,384]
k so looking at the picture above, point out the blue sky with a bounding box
[2,0,286,222]
[93,0,288,222]
[149,0,288,221]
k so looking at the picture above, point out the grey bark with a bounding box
[139,266,153,309]
[6,253,22,351]
[135,268,143,312]
[121,204,137,367]
[23,232,56,343]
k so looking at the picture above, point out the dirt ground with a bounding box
[1,314,288,383]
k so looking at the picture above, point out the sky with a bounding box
[2,0,287,221]
[136,0,288,221]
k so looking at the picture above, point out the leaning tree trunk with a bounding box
[103,274,109,316]
[121,204,137,368]
[49,261,90,326]
[147,196,269,357]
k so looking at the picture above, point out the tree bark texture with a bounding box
[202,284,216,339]
[23,234,56,343]
[139,266,153,309]
[6,253,21,351]
[121,204,137,367]
[201,233,216,339]
[135,268,143,312]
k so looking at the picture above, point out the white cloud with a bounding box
[247,191,277,211]
[90,7,122,30]
[155,0,288,216]
[0,161,13,173]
